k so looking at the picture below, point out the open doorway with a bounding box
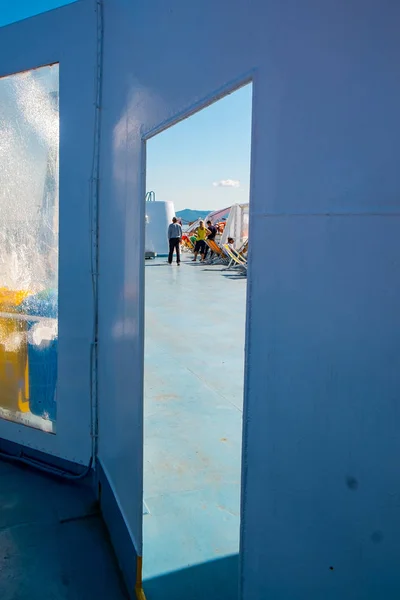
[142,83,252,600]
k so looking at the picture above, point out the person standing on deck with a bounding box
[204,219,217,261]
[168,217,182,265]
[192,220,208,262]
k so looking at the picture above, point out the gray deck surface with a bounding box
[143,256,246,599]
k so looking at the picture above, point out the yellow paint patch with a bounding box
[135,556,147,600]
[135,587,147,600]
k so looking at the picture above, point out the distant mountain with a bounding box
[176,209,211,223]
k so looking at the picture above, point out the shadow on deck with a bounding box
[0,459,127,600]
[144,554,239,600]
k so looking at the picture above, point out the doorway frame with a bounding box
[139,74,256,595]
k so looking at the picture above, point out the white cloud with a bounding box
[212,179,240,188]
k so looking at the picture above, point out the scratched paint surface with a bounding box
[143,257,246,597]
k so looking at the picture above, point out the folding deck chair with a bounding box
[182,236,194,252]
[206,240,228,264]
[222,244,248,272]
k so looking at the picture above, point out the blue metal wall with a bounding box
[1,1,399,598]
[97,1,400,598]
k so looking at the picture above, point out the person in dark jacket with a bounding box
[204,219,217,261]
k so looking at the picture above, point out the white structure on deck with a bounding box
[220,203,249,249]
[145,192,175,256]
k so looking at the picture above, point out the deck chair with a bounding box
[238,238,248,255]
[223,239,248,269]
[181,236,194,252]
[222,244,247,272]
[220,244,235,268]
[206,240,228,264]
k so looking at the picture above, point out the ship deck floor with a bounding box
[143,255,247,599]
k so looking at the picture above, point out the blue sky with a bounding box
[1,1,253,213]
[147,86,252,212]
[0,0,75,27]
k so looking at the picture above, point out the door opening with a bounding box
[142,82,252,600]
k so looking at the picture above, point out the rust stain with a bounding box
[220,437,227,442]
[154,394,179,401]
[217,504,238,517]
